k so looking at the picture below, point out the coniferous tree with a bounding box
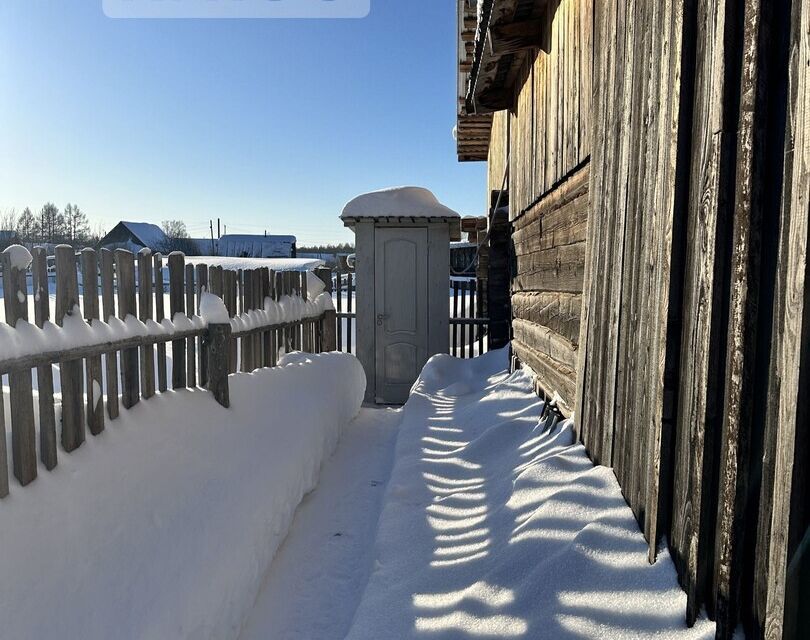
[39,202,62,243]
[16,207,39,243]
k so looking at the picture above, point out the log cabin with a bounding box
[456,0,808,638]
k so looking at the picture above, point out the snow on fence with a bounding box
[0,245,336,497]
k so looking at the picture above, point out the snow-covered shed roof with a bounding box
[341,187,462,240]
[120,222,167,249]
[217,234,296,259]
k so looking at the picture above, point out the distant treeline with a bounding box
[0,203,104,249]
[298,242,354,254]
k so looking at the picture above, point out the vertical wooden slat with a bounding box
[196,264,209,386]
[224,269,238,373]
[168,253,186,389]
[453,281,459,356]
[137,249,156,400]
[81,249,105,434]
[153,253,168,393]
[347,272,354,355]
[115,249,140,409]
[477,278,485,355]
[55,245,86,451]
[468,281,476,357]
[185,263,196,387]
[2,251,37,485]
[100,249,120,418]
[337,272,344,351]
[460,281,468,358]
[32,247,57,469]
[0,371,7,497]
[261,268,272,367]
[241,269,252,372]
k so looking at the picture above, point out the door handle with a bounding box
[376,313,389,326]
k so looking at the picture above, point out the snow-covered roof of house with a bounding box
[120,222,167,249]
[217,234,296,259]
[341,187,461,222]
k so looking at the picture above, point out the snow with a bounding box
[2,244,33,270]
[240,406,401,640]
[0,351,366,640]
[0,293,333,366]
[341,186,461,220]
[120,221,167,249]
[217,234,296,259]
[306,270,326,300]
[199,291,230,324]
[345,349,716,639]
[186,256,324,272]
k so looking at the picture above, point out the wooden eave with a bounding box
[465,0,548,114]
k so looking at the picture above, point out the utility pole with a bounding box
[209,220,215,255]
[217,218,221,239]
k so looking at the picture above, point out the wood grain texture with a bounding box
[100,249,120,418]
[31,248,57,470]
[168,252,186,389]
[56,245,86,451]
[81,249,105,435]
[116,249,140,409]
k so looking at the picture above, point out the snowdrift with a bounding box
[346,349,715,639]
[0,352,364,640]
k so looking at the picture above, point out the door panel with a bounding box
[375,228,428,404]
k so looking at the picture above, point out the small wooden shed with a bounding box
[341,187,461,404]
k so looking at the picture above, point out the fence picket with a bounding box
[452,281,460,357]
[115,249,140,408]
[185,264,196,387]
[346,272,353,355]
[261,268,272,367]
[153,253,167,393]
[81,249,105,434]
[224,269,238,373]
[168,253,186,389]
[1,252,37,485]
[468,281,476,357]
[137,249,156,400]
[100,249,120,418]
[32,248,57,469]
[196,264,209,386]
[0,376,7,497]
[56,245,86,450]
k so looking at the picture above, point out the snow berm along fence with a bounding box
[0,245,336,496]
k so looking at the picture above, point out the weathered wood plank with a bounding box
[153,253,168,393]
[185,263,196,387]
[196,264,209,386]
[100,249,120,418]
[137,249,156,400]
[2,252,37,485]
[31,247,57,469]
[168,252,186,389]
[116,249,140,409]
[81,249,105,434]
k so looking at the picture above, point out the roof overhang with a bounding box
[459,0,548,119]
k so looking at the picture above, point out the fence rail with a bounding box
[0,246,335,498]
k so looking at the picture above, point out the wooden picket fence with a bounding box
[334,271,355,354]
[0,246,335,498]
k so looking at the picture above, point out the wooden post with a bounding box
[322,309,337,352]
[452,281,460,356]
[100,249,120,418]
[32,247,57,469]
[81,248,105,434]
[301,272,311,352]
[275,270,285,358]
[346,272,354,354]
[196,264,209,386]
[56,245,86,451]
[0,376,7,497]
[224,269,238,373]
[261,268,272,367]
[137,249,155,400]
[153,253,167,393]
[241,269,252,373]
[1,251,37,485]
[206,324,230,408]
[185,263,196,387]
[168,252,186,389]
[337,272,343,351]
[115,249,140,409]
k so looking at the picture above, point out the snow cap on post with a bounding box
[340,186,462,240]
[1,245,33,271]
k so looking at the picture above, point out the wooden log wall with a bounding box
[498,0,593,413]
[567,0,806,636]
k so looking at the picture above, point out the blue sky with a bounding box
[0,1,485,245]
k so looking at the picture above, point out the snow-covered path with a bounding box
[239,406,401,640]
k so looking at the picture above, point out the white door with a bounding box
[374,227,429,404]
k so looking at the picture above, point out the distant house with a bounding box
[98,222,167,253]
[217,234,296,259]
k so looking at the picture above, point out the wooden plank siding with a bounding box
[471,0,807,636]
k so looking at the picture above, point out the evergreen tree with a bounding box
[64,203,90,243]
[39,202,61,243]
[16,207,39,242]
